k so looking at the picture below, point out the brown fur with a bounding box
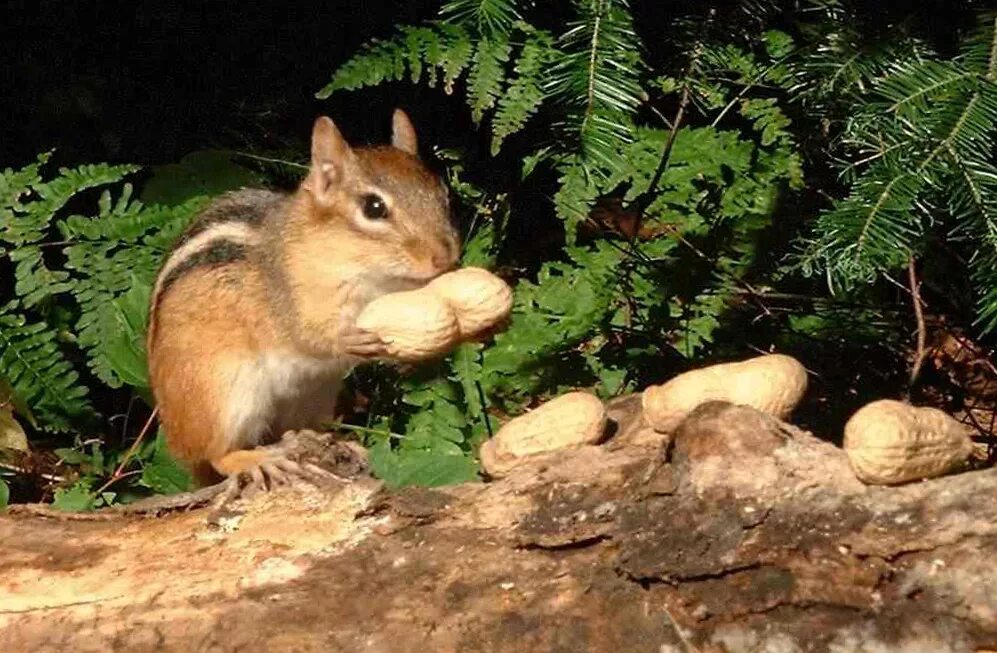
[149,262,281,481]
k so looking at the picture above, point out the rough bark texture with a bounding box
[2,399,996,653]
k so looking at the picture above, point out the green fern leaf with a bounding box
[0,152,52,232]
[0,303,94,431]
[466,37,512,122]
[553,155,601,240]
[490,28,555,153]
[62,191,203,388]
[9,245,73,308]
[1,159,138,248]
[317,27,415,97]
[317,24,474,99]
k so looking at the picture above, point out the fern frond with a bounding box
[61,189,203,388]
[316,24,474,98]
[490,27,556,153]
[0,303,94,431]
[553,155,601,240]
[0,159,138,248]
[9,246,73,308]
[466,37,512,122]
[0,152,51,231]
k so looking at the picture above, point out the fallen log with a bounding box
[2,400,996,652]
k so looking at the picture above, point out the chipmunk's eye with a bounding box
[361,194,389,220]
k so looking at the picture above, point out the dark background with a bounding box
[0,1,449,170]
[2,0,981,174]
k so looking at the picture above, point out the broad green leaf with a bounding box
[141,452,192,494]
[0,377,35,427]
[140,431,193,494]
[100,278,152,389]
[390,451,479,488]
[0,405,28,451]
[54,447,89,465]
[52,482,97,512]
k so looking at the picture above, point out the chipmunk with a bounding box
[147,110,460,491]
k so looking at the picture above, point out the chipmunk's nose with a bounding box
[430,233,459,274]
[430,244,457,274]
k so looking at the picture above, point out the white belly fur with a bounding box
[222,352,353,450]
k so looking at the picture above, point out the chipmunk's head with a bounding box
[295,110,459,289]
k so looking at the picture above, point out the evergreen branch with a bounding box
[440,0,523,36]
[545,0,645,172]
[851,92,981,268]
[581,0,605,131]
[850,173,918,268]
[958,12,997,80]
[881,63,976,114]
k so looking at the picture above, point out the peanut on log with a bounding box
[355,268,512,362]
[642,354,808,433]
[480,392,608,477]
[427,267,513,338]
[843,399,976,485]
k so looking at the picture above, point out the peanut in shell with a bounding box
[843,399,976,485]
[480,391,608,477]
[355,290,459,362]
[427,267,513,338]
[642,354,808,433]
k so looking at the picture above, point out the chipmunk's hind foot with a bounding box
[207,430,369,519]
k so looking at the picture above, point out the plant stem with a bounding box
[95,407,158,496]
[907,257,928,390]
[324,421,406,440]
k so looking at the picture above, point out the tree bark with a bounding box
[2,400,996,652]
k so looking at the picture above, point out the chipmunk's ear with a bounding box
[391,109,418,155]
[305,116,352,200]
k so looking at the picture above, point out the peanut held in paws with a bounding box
[427,267,513,338]
[642,354,808,433]
[354,290,460,362]
[355,267,513,361]
[844,399,978,485]
[480,391,608,477]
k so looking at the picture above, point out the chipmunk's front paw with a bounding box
[341,325,391,359]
